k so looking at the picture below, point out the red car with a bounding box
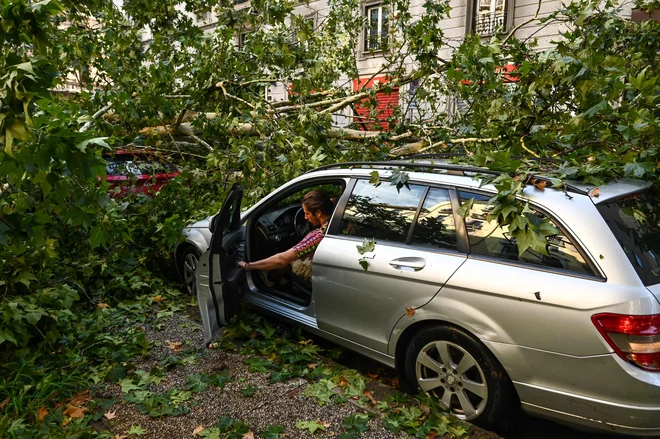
[104,149,180,196]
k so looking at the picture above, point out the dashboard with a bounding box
[256,204,301,244]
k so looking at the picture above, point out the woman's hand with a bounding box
[237,261,249,270]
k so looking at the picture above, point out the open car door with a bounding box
[197,183,244,346]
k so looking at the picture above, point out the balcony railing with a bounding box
[473,11,505,36]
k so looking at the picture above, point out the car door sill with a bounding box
[244,289,316,326]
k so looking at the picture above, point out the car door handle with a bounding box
[389,257,426,271]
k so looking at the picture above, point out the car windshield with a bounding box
[597,188,660,286]
[106,155,178,176]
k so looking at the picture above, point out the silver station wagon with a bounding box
[186,159,660,436]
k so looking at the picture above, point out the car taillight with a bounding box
[592,313,660,372]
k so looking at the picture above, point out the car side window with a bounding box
[410,188,458,251]
[459,192,594,275]
[340,180,426,243]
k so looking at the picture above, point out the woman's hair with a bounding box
[302,190,335,216]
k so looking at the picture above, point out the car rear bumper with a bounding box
[485,341,660,436]
[517,382,660,436]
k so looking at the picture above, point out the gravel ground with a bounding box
[96,308,501,439]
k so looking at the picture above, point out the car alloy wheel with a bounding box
[415,340,487,420]
[181,247,201,295]
[404,325,517,429]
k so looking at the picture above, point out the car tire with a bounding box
[404,325,517,429]
[180,245,202,296]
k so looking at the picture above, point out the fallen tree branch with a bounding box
[551,139,602,158]
[274,94,352,113]
[519,136,540,158]
[174,109,187,129]
[238,78,277,86]
[415,141,449,154]
[216,81,256,110]
[390,131,413,141]
[149,146,208,159]
[389,141,427,157]
[389,136,500,157]
[178,124,214,152]
[158,116,186,161]
[141,120,386,142]
[79,103,113,132]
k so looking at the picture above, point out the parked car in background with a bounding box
[104,149,180,197]
[187,158,660,436]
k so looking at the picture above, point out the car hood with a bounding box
[186,215,214,229]
[186,210,248,229]
[647,284,660,305]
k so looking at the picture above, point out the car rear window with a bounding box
[597,189,660,286]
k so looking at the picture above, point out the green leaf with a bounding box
[389,168,410,192]
[356,237,375,255]
[90,224,109,249]
[195,428,221,439]
[15,271,37,288]
[4,118,30,156]
[128,424,146,435]
[240,384,257,397]
[186,373,209,392]
[376,400,388,411]
[303,378,337,405]
[623,162,652,178]
[296,420,327,434]
[14,62,34,74]
[244,357,273,373]
[511,214,560,257]
[369,170,381,187]
[119,378,141,394]
[342,413,371,433]
[457,197,474,218]
[583,100,608,117]
[75,137,109,152]
[261,425,284,439]
[30,0,65,14]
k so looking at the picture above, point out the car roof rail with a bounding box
[310,160,502,177]
[406,153,562,163]
[308,160,589,196]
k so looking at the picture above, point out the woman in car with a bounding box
[237,190,334,281]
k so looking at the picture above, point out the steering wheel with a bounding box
[294,207,311,238]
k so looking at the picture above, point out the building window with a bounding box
[365,4,389,51]
[292,15,316,46]
[195,11,212,23]
[237,32,248,50]
[352,76,400,130]
[467,0,512,36]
